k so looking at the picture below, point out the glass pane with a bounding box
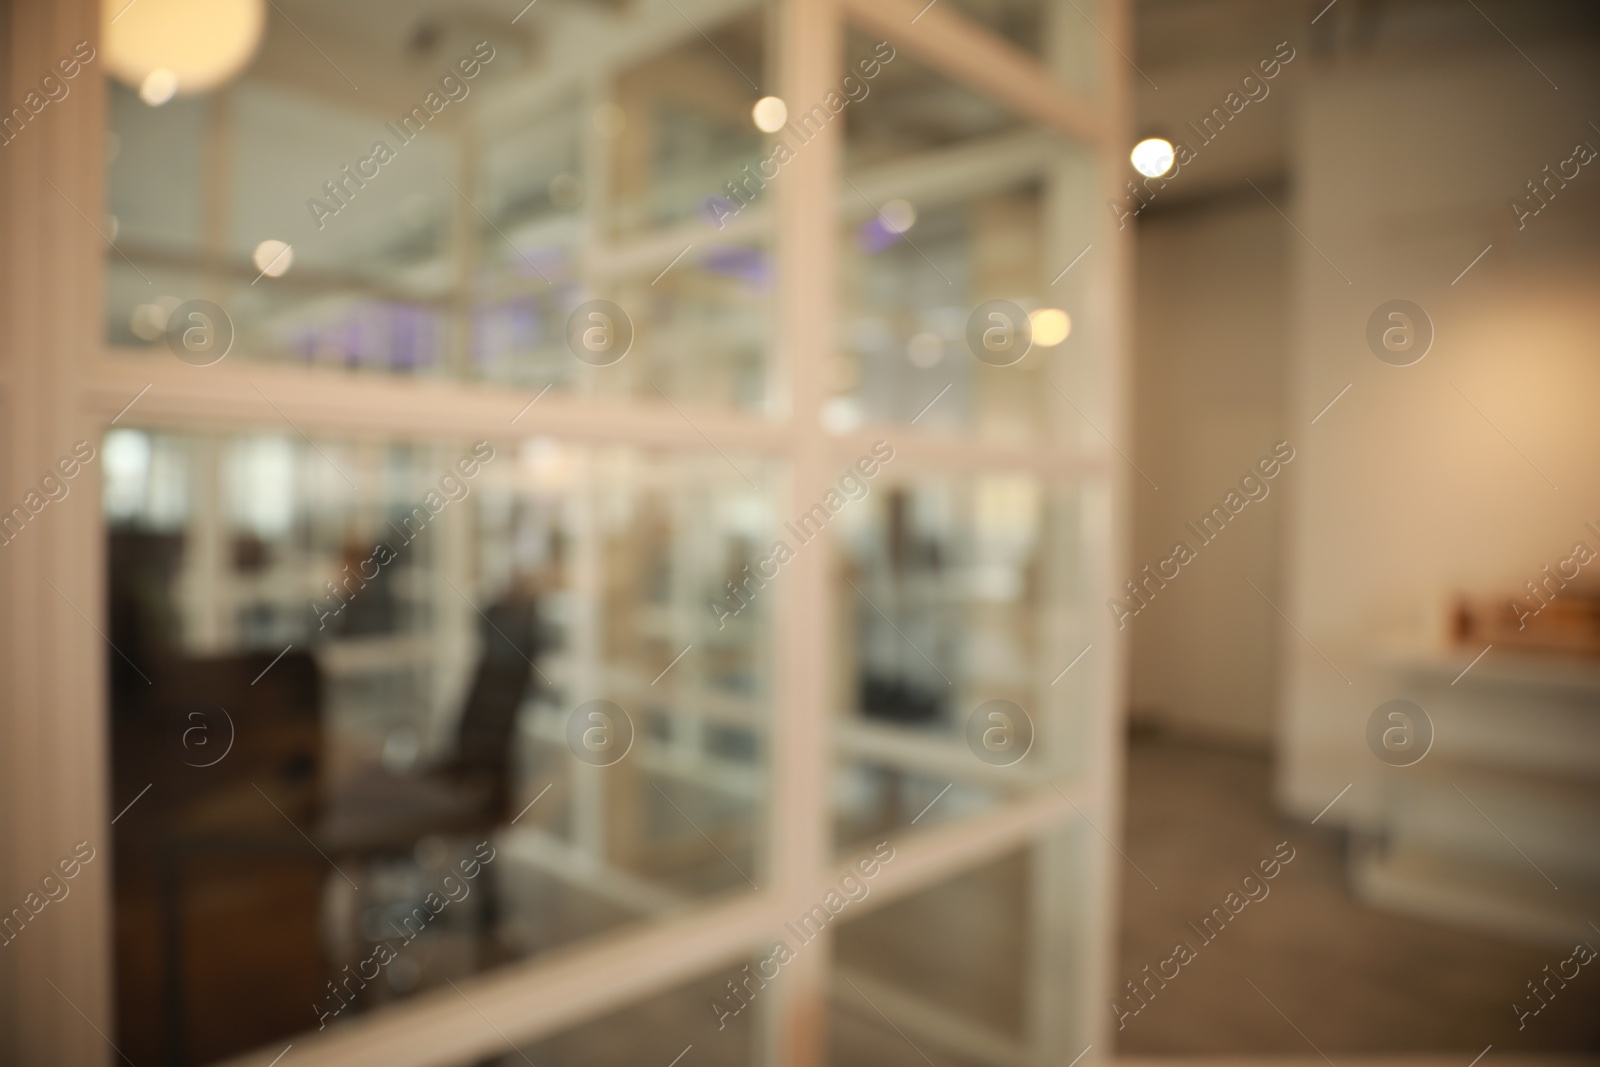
[830,38,1101,443]
[939,0,1105,99]
[103,427,776,1062]
[103,0,777,416]
[841,34,1022,171]
[947,0,1046,58]
[831,467,1093,850]
[608,10,769,239]
[835,760,1014,852]
[1050,0,1108,98]
[491,959,759,1066]
[587,238,776,413]
[836,848,1029,1044]
[830,838,1097,1066]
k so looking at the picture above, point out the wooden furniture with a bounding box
[112,649,323,1066]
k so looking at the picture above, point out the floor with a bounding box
[113,724,1600,1064]
[505,848,1025,1067]
[1115,730,1600,1058]
[503,732,1600,1066]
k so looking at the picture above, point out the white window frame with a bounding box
[0,0,1132,1062]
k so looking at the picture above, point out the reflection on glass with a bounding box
[836,758,1011,854]
[833,177,1053,439]
[947,0,1046,57]
[589,241,774,412]
[469,91,585,387]
[103,0,776,415]
[832,39,1096,441]
[832,473,1089,848]
[841,34,1021,170]
[507,959,757,1066]
[943,0,1103,99]
[103,428,773,1062]
[834,847,1030,1056]
[609,11,767,238]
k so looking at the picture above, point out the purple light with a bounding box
[703,245,771,289]
[856,216,901,254]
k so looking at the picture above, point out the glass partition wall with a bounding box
[0,0,1128,1064]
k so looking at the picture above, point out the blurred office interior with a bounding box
[0,0,1597,1066]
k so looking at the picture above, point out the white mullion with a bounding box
[1026,20,1106,1057]
[759,0,842,1063]
[1064,0,1133,1055]
[82,355,796,455]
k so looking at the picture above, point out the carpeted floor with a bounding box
[1115,730,1600,1057]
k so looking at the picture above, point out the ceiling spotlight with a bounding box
[880,199,916,235]
[1130,137,1175,178]
[139,68,179,106]
[252,239,292,278]
[1029,308,1071,347]
[752,96,788,133]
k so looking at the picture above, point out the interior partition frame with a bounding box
[0,0,1130,1064]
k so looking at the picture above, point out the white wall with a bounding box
[1124,28,1304,746]
[1129,197,1289,747]
[1277,41,1600,816]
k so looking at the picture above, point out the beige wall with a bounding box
[1128,197,1289,747]
[1127,26,1600,762]
[1278,43,1600,815]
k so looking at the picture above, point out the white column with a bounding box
[0,1,116,1063]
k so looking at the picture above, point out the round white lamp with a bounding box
[103,0,267,103]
